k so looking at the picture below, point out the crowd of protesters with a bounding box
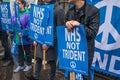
[0,0,99,80]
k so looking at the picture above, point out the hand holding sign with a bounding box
[6,30,10,35]
[18,32,23,37]
[33,41,37,46]
[66,20,80,31]
[42,44,49,51]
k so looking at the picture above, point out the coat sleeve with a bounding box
[20,13,30,37]
[20,13,30,28]
[85,9,100,41]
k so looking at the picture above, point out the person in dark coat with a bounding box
[66,0,100,80]
[0,0,13,67]
[32,0,65,80]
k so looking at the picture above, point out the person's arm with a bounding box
[19,13,30,37]
[85,10,100,41]
[66,20,80,31]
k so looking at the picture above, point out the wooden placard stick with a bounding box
[43,50,46,70]
[70,72,75,80]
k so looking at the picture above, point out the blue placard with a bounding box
[0,2,12,31]
[57,25,88,76]
[86,0,120,78]
[44,4,54,46]
[29,4,49,44]
[14,2,21,31]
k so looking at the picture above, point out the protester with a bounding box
[12,0,33,72]
[0,0,13,67]
[31,0,65,80]
[10,0,20,15]
[8,0,20,70]
[66,0,100,80]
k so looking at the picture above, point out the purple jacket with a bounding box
[12,9,32,45]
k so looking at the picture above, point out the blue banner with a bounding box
[44,4,54,46]
[14,2,21,31]
[57,25,88,76]
[86,0,120,78]
[29,4,49,44]
[29,4,54,46]
[0,2,12,31]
